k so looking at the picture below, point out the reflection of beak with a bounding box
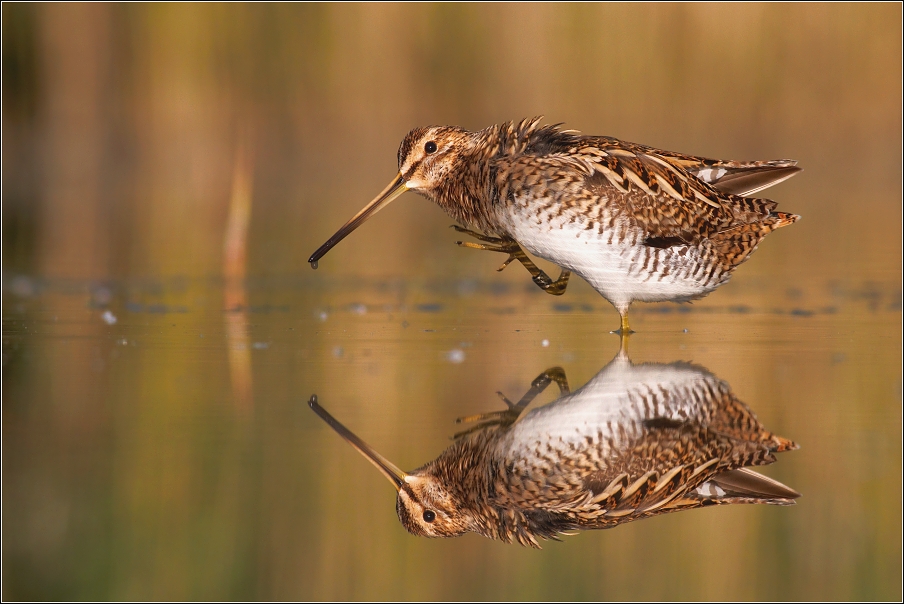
[308,395,406,490]
[308,174,408,266]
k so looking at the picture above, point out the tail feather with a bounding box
[702,163,802,197]
[657,468,800,512]
[710,467,801,500]
[708,210,798,270]
[657,152,801,195]
[771,211,800,229]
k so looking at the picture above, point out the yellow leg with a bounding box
[617,327,630,357]
[611,310,635,336]
[452,226,570,296]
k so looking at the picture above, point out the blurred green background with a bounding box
[2,3,901,600]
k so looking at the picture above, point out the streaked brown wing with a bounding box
[611,139,802,196]
[575,140,783,243]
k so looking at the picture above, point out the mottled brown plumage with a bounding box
[309,349,799,547]
[310,118,801,332]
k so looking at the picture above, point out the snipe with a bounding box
[309,118,801,333]
[308,348,799,547]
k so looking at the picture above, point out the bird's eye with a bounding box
[422,510,436,523]
[424,141,437,154]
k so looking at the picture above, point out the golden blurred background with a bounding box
[2,3,901,600]
[3,3,900,282]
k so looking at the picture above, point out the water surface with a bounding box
[2,274,900,600]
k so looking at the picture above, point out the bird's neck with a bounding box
[427,128,505,235]
[431,428,546,543]
[428,430,503,531]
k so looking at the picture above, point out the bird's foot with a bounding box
[610,326,633,357]
[452,226,571,296]
[610,315,635,341]
[452,367,570,439]
[452,225,520,259]
[531,268,571,295]
[453,391,522,435]
[451,225,511,245]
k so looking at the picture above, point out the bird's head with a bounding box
[395,472,471,538]
[308,396,472,539]
[308,125,474,267]
[396,126,469,195]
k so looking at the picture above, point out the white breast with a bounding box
[499,203,722,311]
[503,357,720,454]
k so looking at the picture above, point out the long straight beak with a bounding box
[308,395,407,490]
[308,174,408,267]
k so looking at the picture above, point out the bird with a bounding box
[308,117,801,333]
[308,347,800,547]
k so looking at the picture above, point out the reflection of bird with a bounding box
[308,349,800,547]
[309,118,800,332]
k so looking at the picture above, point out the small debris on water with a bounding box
[457,279,477,296]
[252,342,270,350]
[332,346,344,358]
[10,276,34,298]
[101,310,118,325]
[416,303,443,313]
[317,311,328,322]
[445,349,466,364]
[91,286,113,306]
[350,303,367,315]
[683,328,689,333]
[541,339,550,347]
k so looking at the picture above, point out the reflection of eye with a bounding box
[422,510,436,523]
[424,141,437,154]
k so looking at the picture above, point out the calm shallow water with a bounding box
[2,3,901,600]
[2,273,900,600]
